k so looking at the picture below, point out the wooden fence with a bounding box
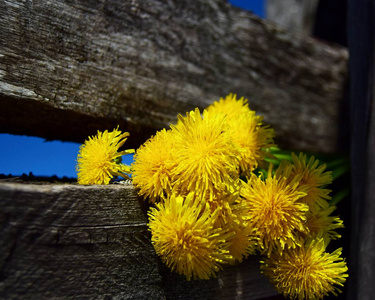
[0,0,367,299]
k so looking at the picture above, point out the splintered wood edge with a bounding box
[0,182,279,299]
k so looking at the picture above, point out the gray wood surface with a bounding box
[267,0,320,35]
[0,182,164,299]
[0,181,279,299]
[0,0,347,153]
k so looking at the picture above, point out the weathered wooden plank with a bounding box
[0,182,279,299]
[266,0,319,35]
[0,182,165,299]
[0,0,347,152]
[348,0,375,298]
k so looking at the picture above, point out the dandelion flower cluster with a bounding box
[250,155,347,299]
[272,153,344,242]
[132,94,273,279]
[76,127,134,184]
[132,94,348,295]
[78,94,348,298]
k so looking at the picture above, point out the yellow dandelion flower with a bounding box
[207,93,275,175]
[261,238,348,299]
[304,206,344,241]
[212,189,260,263]
[76,127,134,185]
[224,218,258,264]
[206,93,252,119]
[232,114,275,175]
[170,108,241,199]
[291,153,333,212]
[148,193,234,280]
[240,168,309,257]
[132,129,176,202]
[202,179,242,228]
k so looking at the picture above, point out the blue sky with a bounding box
[0,134,134,178]
[0,0,264,178]
[230,0,265,17]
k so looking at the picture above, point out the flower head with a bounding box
[132,129,176,202]
[206,93,275,175]
[290,153,333,212]
[76,127,134,185]
[240,165,309,257]
[224,218,258,263]
[148,193,234,280]
[304,206,344,241]
[206,93,252,119]
[261,238,348,299]
[170,108,241,199]
[231,114,275,175]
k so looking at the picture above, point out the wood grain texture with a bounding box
[0,182,165,299]
[0,182,279,299]
[0,0,347,152]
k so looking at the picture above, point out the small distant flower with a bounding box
[304,206,344,241]
[170,108,241,199]
[132,129,176,202]
[148,193,234,280]
[261,238,348,299]
[290,153,333,212]
[207,93,275,175]
[76,127,134,185]
[240,166,309,257]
